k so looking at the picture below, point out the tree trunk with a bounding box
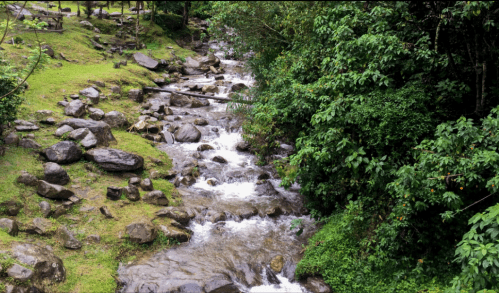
[58,1,61,12]
[474,32,481,115]
[183,1,190,29]
[85,1,92,19]
[77,1,80,17]
[107,1,110,9]
[150,1,155,24]
[136,1,140,48]
[98,6,103,19]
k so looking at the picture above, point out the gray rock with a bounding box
[170,94,192,107]
[44,162,70,185]
[255,181,279,197]
[106,186,122,200]
[25,218,52,235]
[39,201,51,218]
[85,148,144,172]
[140,178,153,191]
[37,180,74,200]
[58,118,116,147]
[182,54,220,75]
[19,138,41,149]
[41,44,54,58]
[42,141,82,164]
[236,141,250,152]
[0,218,18,236]
[180,176,196,186]
[17,170,38,186]
[282,261,296,281]
[210,212,226,223]
[79,87,99,99]
[111,86,121,94]
[303,277,332,293]
[100,206,114,218]
[92,8,110,18]
[202,84,219,93]
[197,144,214,151]
[36,110,54,117]
[61,7,71,12]
[80,132,98,149]
[204,275,238,293]
[231,83,248,92]
[15,124,39,131]
[80,20,93,29]
[214,74,224,80]
[58,226,82,249]
[212,156,227,164]
[68,128,90,140]
[142,190,169,206]
[126,222,157,244]
[194,118,208,126]
[133,52,158,70]
[88,107,104,120]
[123,185,140,201]
[161,130,175,144]
[7,263,34,282]
[65,100,86,118]
[70,94,79,100]
[128,177,141,186]
[55,125,74,137]
[155,207,194,225]
[103,111,128,128]
[41,117,56,125]
[0,200,22,216]
[91,39,104,50]
[128,89,143,103]
[174,124,201,142]
[4,132,19,145]
[176,283,204,293]
[11,242,66,283]
[158,225,190,242]
[58,100,69,107]
[86,234,100,243]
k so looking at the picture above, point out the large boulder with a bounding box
[64,99,86,118]
[0,218,19,236]
[202,85,219,93]
[55,125,74,137]
[255,180,279,196]
[103,111,128,128]
[92,8,110,19]
[7,263,33,282]
[80,132,98,149]
[8,5,32,21]
[174,124,201,142]
[142,190,169,206]
[58,119,116,147]
[303,277,332,293]
[25,218,52,235]
[42,141,82,164]
[123,185,140,201]
[37,180,74,200]
[85,148,144,172]
[68,128,90,140]
[170,93,192,107]
[17,170,39,186]
[182,54,220,75]
[44,162,70,185]
[158,225,190,242]
[4,132,19,145]
[88,107,105,120]
[125,222,157,244]
[133,52,158,70]
[79,87,99,99]
[155,207,194,225]
[204,275,239,293]
[19,138,41,149]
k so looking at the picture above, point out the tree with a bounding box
[77,1,80,17]
[84,1,92,19]
[182,1,190,28]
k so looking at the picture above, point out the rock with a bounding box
[170,93,192,107]
[79,87,99,99]
[41,45,54,58]
[146,124,160,134]
[88,108,104,120]
[58,226,82,249]
[303,277,332,293]
[129,177,141,186]
[55,125,74,137]
[0,218,18,236]
[128,89,144,103]
[44,162,70,185]
[153,78,167,86]
[61,7,71,12]
[17,170,38,186]
[231,83,248,92]
[123,185,140,201]
[106,186,122,200]
[155,207,194,225]
[39,201,51,218]
[4,132,19,145]
[207,179,218,186]
[174,124,201,142]
[255,181,279,196]
[265,206,283,217]
[99,206,114,218]
[80,20,93,29]
[110,11,122,17]
[282,262,296,281]
[0,200,22,216]
[204,275,238,293]
[210,212,226,223]
[80,132,98,149]
[15,124,39,131]
[180,176,196,186]
[58,118,116,147]
[235,206,258,219]
[7,263,34,282]
[68,128,90,140]
[270,255,284,273]
[103,111,128,128]
[64,100,86,118]
[182,54,220,75]
[52,205,67,218]
[257,172,270,180]
[36,110,53,116]
[126,222,157,244]
[94,27,101,33]
[194,118,208,126]
[85,148,144,172]
[91,39,104,50]
[161,130,175,144]
[26,218,52,235]
[159,225,190,242]
[202,84,219,93]
[41,117,57,125]
[19,138,41,149]
[37,180,74,200]
[86,234,100,243]
[236,141,250,152]
[212,156,227,164]
[58,100,69,107]
[214,74,224,80]
[133,52,158,70]
[70,94,79,100]
[140,178,153,191]
[92,8,110,18]
[197,144,214,151]
[111,86,121,94]
[143,190,168,206]
[42,141,82,164]
[176,283,204,293]
[190,98,209,108]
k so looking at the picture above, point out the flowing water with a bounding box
[117,41,316,293]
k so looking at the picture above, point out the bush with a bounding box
[143,13,183,32]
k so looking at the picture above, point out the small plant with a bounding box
[179,57,186,63]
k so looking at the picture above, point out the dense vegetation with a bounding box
[210,1,499,291]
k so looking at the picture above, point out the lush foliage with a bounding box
[211,1,499,291]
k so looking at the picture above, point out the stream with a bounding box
[117,41,316,293]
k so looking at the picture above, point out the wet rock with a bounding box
[270,255,284,273]
[17,170,38,186]
[174,124,201,142]
[265,206,283,217]
[235,206,258,219]
[44,162,70,185]
[181,166,194,176]
[176,283,204,293]
[155,207,193,225]
[0,218,19,236]
[37,180,74,200]
[266,266,281,284]
[153,78,167,86]
[255,181,279,196]
[235,141,250,152]
[303,277,332,293]
[88,107,105,120]
[159,225,190,242]
[143,190,169,206]
[146,124,160,134]
[85,148,144,172]
[80,132,98,149]
[128,177,141,186]
[42,141,82,164]
[282,262,296,281]
[231,83,248,92]
[170,93,192,107]
[103,111,128,128]
[86,234,100,243]
[194,118,208,126]
[133,52,158,70]
[123,185,140,201]
[210,212,226,223]
[68,128,89,140]
[180,176,196,186]
[19,138,41,149]
[54,125,74,137]
[58,119,116,147]
[64,100,86,118]
[202,85,219,93]
[58,226,82,249]
[204,275,238,293]
[39,201,51,218]
[99,206,114,218]
[161,130,175,144]
[4,132,19,145]
[182,54,220,75]
[196,144,214,152]
[140,178,153,191]
[212,156,227,164]
[214,74,224,80]
[257,172,270,180]
[190,98,209,108]
[7,263,34,282]
[128,89,143,103]
[0,200,22,216]
[79,87,99,99]
[126,222,157,244]
[26,218,52,235]
[106,186,122,200]
[206,179,218,186]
